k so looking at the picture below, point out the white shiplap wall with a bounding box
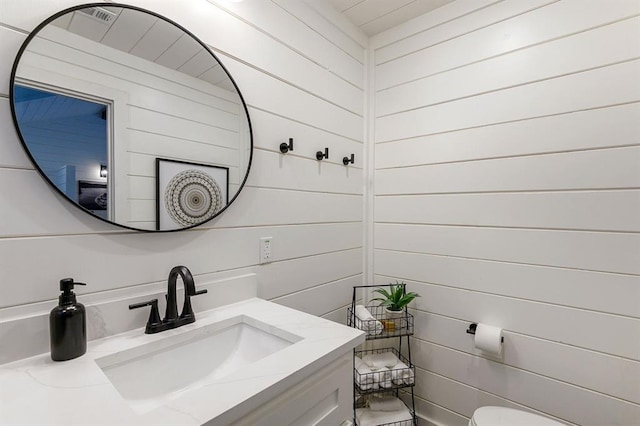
[370,1,640,425]
[0,0,365,344]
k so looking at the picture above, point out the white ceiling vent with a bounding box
[78,7,117,25]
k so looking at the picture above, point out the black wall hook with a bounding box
[343,153,354,165]
[279,138,294,153]
[316,147,329,160]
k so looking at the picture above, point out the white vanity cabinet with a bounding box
[231,353,353,426]
[0,298,365,425]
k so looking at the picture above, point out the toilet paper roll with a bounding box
[474,323,503,355]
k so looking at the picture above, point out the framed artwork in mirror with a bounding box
[78,180,108,219]
[156,158,229,231]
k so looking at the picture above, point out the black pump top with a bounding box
[59,278,86,305]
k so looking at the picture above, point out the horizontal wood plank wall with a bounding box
[370,1,640,425]
[0,0,365,337]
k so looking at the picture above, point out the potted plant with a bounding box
[371,282,420,320]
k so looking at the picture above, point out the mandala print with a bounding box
[164,169,223,226]
[94,192,107,209]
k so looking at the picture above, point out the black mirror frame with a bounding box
[9,2,253,233]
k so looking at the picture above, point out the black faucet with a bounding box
[129,266,207,334]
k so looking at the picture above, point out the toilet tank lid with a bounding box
[472,407,566,426]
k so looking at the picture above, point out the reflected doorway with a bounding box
[13,85,110,219]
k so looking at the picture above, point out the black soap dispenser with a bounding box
[50,278,87,361]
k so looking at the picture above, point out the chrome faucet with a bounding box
[129,266,207,334]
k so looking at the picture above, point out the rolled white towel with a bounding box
[362,352,399,370]
[376,366,393,388]
[354,305,383,335]
[354,356,375,390]
[368,396,406,412]
[391,361,415,385]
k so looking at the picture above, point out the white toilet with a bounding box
[469,406,566,426]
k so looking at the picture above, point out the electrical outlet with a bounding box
[259,237,273,264]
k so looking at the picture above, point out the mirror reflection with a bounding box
[11,4,252,231]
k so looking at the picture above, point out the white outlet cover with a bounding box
[259,237,272,264]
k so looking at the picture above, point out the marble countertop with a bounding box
[0,298,365,425]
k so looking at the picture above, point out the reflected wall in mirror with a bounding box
[10,3,252,232]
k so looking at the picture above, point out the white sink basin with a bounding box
[95,315,301,414]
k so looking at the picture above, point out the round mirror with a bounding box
[10,3,252,232]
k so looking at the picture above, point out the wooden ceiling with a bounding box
[329,0,455,36]
[51,6,234,91]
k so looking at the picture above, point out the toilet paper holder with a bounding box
[466,323,504,342]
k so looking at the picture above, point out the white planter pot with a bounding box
[384,307,404,320]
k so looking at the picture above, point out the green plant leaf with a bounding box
[371,282,420,310]
[373,288,392,299]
